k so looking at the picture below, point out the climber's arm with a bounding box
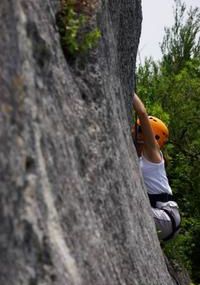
[132,93,161,162]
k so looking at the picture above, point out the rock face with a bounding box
[0,0,186,284]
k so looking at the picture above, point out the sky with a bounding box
[138,0,200,63]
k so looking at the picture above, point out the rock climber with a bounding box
[132,92,181,241]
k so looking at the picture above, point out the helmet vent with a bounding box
[149,117,157,122]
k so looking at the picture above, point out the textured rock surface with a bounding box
[164,255,191,285]
[0,0,187,284]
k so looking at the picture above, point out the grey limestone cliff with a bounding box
[0,0,189,284]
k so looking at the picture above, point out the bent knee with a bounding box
[152,207,180,241]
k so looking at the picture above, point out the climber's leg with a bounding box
[151,203,181,241]
[151,207,173,240]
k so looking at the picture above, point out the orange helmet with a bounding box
[136,116,169,148]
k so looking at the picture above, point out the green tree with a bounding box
[161,0,200,74]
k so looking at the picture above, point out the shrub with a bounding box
[56,0,101,58]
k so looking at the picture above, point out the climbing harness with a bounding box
[148,193,181,241]
[148,193,174,207]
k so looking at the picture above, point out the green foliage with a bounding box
[136,58,170,125]
[164,218,196,271]
[164,217,200,283]
[161,0,200,74]
[56,0,101,58]
[136,0,200,283]
[81,27,101,52]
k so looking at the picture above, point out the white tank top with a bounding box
[139,153,172,195]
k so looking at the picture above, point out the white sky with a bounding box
[138,0,200,63]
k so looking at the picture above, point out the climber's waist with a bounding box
[148,193,174,208]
